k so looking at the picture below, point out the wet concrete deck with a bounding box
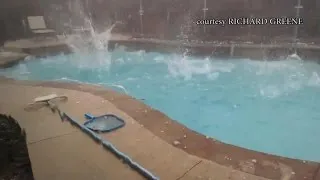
[0,78,319,180]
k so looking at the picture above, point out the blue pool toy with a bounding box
[83,113,125,133]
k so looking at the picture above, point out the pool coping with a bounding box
[1,36,320,69]
[1,77,319,180]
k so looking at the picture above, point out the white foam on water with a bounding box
[97,82,129,94]
[115,58,125,64]
[164,54,235,81]
[287,53,302,61]
[308,72,320,87]
[2,63,31,79]
[154,55,165,63]
[207,72,220,80]
[134,50,146,56]
[18,64,30,75]
[126,77,137,81]
[245,59,302,76]
[259,82,302,99]
[210,61,235,73]
[55,77,83,83]
[24,55,34,61]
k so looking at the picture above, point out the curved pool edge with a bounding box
[1,76,319,180]
[2,37,320,69]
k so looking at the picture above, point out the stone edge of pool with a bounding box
[1,76,319,180]
[1,35,320,69]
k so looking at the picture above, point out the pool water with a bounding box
[2,48,320,161]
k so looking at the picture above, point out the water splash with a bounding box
[308,72,320,87]
[56,77,83,83]
[4,64,31,80]
[177,11,194,42]
[64,17,115,51]
[63,19,116,69]
[46,0,116,70]
[98,83,129,94]
[287,53,302,61]
[259,85,281,98]
[165,54,235,80]
[245,59,320,98]
[246,59,303,75]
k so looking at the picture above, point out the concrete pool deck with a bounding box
[0,77,319,180]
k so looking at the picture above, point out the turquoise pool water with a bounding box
[2,48,320,161]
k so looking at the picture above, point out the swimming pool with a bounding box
[2,48,320,162]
